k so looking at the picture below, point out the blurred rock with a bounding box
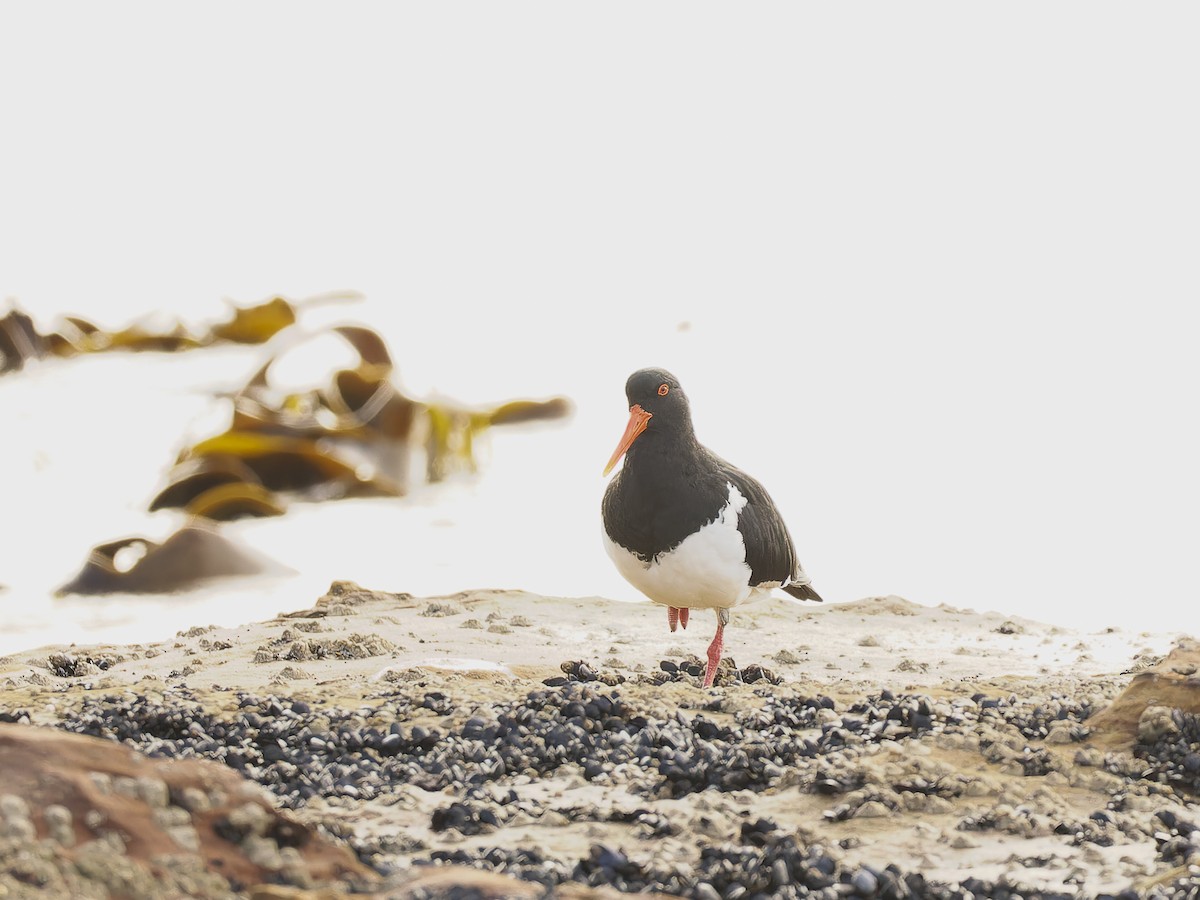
[0,723,376,897]
[56,521,292,596]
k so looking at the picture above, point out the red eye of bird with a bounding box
[658,383,669,396]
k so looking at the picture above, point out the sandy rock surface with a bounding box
[1,582,1198,898]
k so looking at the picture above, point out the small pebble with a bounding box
[43,805,74,846]
[851,867,878,895]
[0,794,31,820]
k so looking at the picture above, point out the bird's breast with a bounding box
[603,483,756,610]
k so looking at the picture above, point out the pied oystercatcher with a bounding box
[602,367,822,687]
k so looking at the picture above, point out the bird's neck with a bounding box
[623,427,704,484]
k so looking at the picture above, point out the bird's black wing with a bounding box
[713,454,822,601]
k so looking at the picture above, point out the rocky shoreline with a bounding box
[2,583,1199,898]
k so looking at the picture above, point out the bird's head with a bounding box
[603,367,693,476]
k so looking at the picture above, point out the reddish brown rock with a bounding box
[0,723,376,898]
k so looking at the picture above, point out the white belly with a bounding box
[603,484,766,610]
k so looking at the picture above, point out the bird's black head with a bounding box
[624,367,691,427]
[603,367,695,476]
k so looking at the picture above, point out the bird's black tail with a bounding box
[784,583,823,603]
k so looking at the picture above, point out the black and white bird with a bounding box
[601,367,822,687]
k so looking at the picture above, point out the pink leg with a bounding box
[667,607,679,632]
[703,618,725,688]
[678,607,689,630]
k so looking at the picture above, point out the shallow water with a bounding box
[1,295,1194,654]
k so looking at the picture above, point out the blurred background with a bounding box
[1,3,1197,653]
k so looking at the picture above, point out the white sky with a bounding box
[2,3,1198,637]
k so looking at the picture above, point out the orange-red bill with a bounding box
[602,404,652,476]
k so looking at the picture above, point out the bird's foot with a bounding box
[702,620,725,688]
[679,607,689,630]
[667,607,679,632]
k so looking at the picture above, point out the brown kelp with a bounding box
[0,294,356,373]
[0,306,45,374]
[149,323,571,520]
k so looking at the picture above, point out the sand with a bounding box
[1,583,1197,898]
